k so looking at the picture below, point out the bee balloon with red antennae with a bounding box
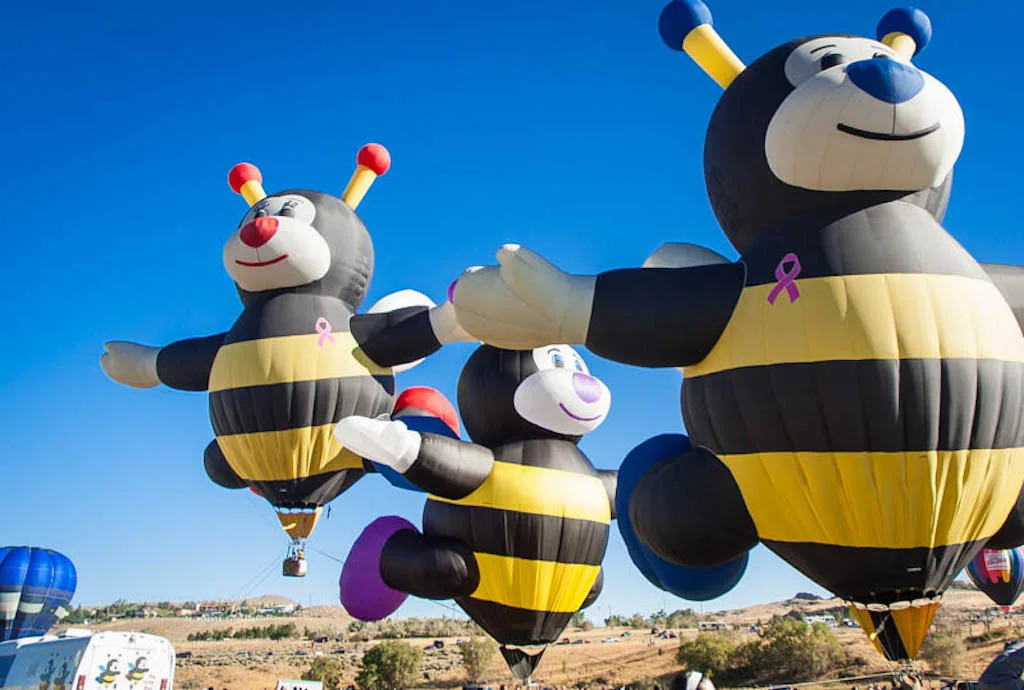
[100,145,474,576]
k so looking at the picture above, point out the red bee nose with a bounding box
[239,217,279,248]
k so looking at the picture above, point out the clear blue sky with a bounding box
[1,0,1021,618]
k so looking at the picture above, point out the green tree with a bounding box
[570,611,588,628]
[458,637,497,683]
[629,614,647,629]
[920,628,967,676]
[304,658,345,690]
[677,633,736,678]
[356,640,422,690]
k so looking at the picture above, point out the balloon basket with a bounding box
[283,542,307,577]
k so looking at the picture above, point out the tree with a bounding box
[920,628,967,676]
[677,633,736,678]
[458,637,497,683]
[570,611,588,628]
[304,658,345,690]
[356,640,422,690]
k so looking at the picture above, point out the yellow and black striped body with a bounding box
[209,293,395,509]
[681,203,1024,655]
[422,439,610,645]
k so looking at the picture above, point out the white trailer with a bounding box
[0,630,174,690]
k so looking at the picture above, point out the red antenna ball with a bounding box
[228,163,262,193]
[357,144,391,176]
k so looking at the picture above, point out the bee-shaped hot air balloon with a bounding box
[335,344,616,680]
[445,2,1024,662]
[100,145,471,576]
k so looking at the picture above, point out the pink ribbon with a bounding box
[315,317,336,347]
[766,253,801,305]
[447,279,458,303]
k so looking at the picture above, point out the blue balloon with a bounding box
[374,416,460,493]
[616,434,748,601]
[0,547,77,641]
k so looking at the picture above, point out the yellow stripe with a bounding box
[217,424,364,481]
[470,553,600,613]
[684,274,1024,378]
[209,332,391,392]
[276,508,322,540]
[848,607,886,658]
[428,461,611,524]
[720,448,1024,548]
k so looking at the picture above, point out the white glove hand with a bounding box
[451,244,596,350]
[100,341,161,388]
[334,416,421,473]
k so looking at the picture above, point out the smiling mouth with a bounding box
[837,122,941,141]
[236,253,289,267]
[559,403,601,422]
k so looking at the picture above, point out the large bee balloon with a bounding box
[446,2,1024,661]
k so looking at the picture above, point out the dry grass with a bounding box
[60,588,1019,689]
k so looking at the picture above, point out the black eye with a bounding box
[873,52,891,60]
[820,53,846,70]
[279,201,298,218]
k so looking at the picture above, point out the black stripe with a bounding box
[250,468,366,507]
[210,376,394,436]
[223,294,354,344]
[865,609,910,661]
[423,502,609,566]
[763,539,985,605]
[455,597,573,646]
[493,439,604,475]
[741,203,991,286]
[405,434,493,500]
[682,358,1024,455]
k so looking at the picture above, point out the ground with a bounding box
[59,589,1022,690]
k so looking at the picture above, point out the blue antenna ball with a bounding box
[876,7,933,56]
[659,0,714,51]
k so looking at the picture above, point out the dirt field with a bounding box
[63,589,1022,690]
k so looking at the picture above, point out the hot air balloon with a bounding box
[0,547,77,641]
[99,145,470,577]
[337,344,615,681]
[966,549,1024,613]
[444,2,1024,663]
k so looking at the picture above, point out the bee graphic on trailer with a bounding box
[446,0,1024,663]
[96,659,120,686]
[337,344,615,681]
[125,656,149,685]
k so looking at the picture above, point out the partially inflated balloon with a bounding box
[0,547,76,641]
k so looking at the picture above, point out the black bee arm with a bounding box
[402,432,494,500]
[155,332,227,391]
[597,469,618,520]
[981,263,1024,331]
[585,262,747,368]
[350,307,442,367]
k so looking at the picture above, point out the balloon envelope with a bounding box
[966,548,1024,608]
[0,547,76,641]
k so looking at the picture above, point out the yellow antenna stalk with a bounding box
[659,0,745,89]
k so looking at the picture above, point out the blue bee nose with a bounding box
[846,58,925,104]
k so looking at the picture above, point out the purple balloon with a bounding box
[339,516,418,621]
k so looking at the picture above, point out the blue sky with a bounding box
[1,0,1021,618]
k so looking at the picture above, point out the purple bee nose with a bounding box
[572,373,602,403]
